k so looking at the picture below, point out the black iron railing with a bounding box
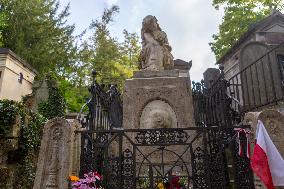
[77,70,255,189]
[193,43,284,127]
[78,125,254,189]
[77,70,123,131]
[192,65,241,127]
[228,43,284,113]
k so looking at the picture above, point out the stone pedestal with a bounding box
[123,70,195,129]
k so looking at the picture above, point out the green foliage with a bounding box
[0,99,47,188]
[58,79,89,112]
[1,2,140,113]
[14,111,47,189]
[79,5,140,90]
[0,10,7,47]
[16,154,37,188]
[0,100,21,136]
[210,0,284,60]
[38,76,66,119]
[0,0,78,75]
[20,113,47,151]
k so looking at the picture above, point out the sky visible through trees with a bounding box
[0,0,283,112]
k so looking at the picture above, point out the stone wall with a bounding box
[0,116,20,189]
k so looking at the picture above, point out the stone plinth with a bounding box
[123,70,195,129]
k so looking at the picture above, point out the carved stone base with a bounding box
[123,71,195,129]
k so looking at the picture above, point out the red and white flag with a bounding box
[251,120,284,189]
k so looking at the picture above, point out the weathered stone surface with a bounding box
[0,166,15,189]
[139,15,174,71]
[133,70,179,78]
[258,109,284,157]
[33,118,81,189]
[243,109,284,189]
[203,68,220,89]
[173,59,192,70]
[24,80,49,113]
[68,119,82,176]
[140,100,177,129]
[123,74,195,129]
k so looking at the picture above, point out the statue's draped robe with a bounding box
[141,32,164,70]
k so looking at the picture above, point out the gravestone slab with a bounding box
[203,68,220,89]
[33,118,81,189]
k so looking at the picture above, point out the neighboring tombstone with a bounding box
[258,109,284,157]
[24,80,50,113]
[243,109,284,189]
[203,68,221,89]
[259,109,284,189]
[33,118,81,189]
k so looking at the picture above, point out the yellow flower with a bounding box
[69,175,80,182]
[157,182,165,189]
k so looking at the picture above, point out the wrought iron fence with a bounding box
[193,43,284,127]
[78,125,254,189]
[192,66,242,127]
[77,70,255,188]
[77,70,123,131]
[227,43,284,113]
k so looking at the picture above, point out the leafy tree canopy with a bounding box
[78,5,140,89]
[0,0,78,76]
[59,5,140,112]
[0,1,140,112]
[210,0,284,61]
[0,9,6,47]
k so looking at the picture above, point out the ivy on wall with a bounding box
[0,100,22,136]
[13,111,47,189]
[38,75,66,119]
[0,75,67,188]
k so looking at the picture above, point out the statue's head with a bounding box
[142,15,161,33]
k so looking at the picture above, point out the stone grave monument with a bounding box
[123,15,195,130]
[122,15,195,178]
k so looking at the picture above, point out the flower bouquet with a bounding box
[70,171,103,189]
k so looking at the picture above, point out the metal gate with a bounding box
[77,70,255,189]
[78,126,254,189]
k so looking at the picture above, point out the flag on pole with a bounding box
[251,120,284,189]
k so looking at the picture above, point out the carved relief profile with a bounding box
[140,100,177,129]
[139,15,174,71]
[45,127,63,188]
